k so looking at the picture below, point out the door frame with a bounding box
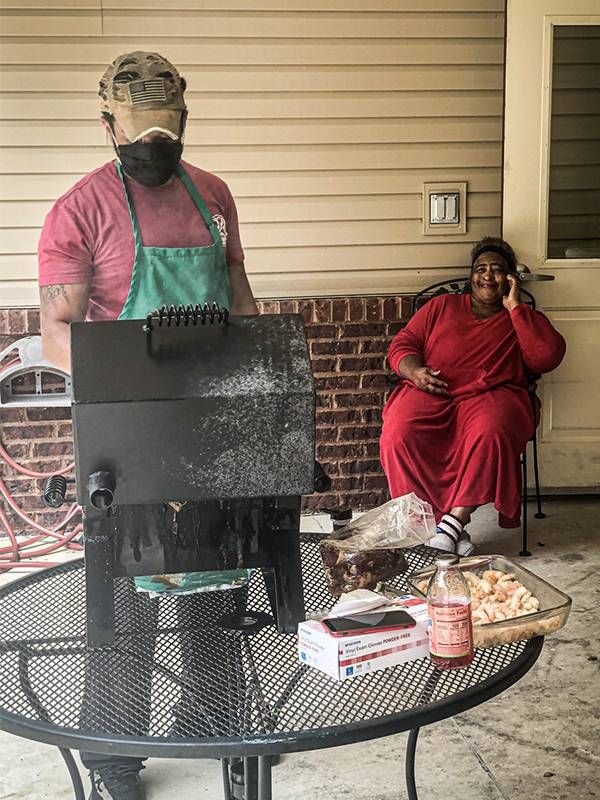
[504,2,600,271]
[503,1,600,488]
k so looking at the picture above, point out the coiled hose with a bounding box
[0,425,82,571]
[0,347,82,570]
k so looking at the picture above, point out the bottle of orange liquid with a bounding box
[427,553,474,670]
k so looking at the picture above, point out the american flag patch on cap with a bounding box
[129,78,167,105]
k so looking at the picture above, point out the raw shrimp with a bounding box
[413,566,540,628]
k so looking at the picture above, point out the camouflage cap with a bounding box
[99,51,187,142]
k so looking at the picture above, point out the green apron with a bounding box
[116,162,231,320]
[116,162,242,591]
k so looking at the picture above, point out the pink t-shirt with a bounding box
[38,159,245,321]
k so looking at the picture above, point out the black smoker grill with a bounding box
[71,308,320,647]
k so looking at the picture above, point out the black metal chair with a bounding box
[402,277,544,557]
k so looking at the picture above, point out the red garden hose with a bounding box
[0,426,83,572]
[0,346,83,571]
[0,440,74,479]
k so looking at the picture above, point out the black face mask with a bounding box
[117,140,183,187]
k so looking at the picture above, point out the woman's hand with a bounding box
[408,366,449,396]
[503,274,523,312]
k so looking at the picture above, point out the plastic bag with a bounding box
[319,493,436,597]
[134,569,254,599]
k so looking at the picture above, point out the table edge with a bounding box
[0,637,544,758]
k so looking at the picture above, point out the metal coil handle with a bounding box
[143,303,229,334]
[43,475,68,508]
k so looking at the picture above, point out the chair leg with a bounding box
[531,432,545,519]
[527,389,545,520]
[520,448,531,557]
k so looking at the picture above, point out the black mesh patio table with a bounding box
[0,536,543,800]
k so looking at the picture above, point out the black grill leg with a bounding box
[520,449,531,557]
[265,529,305,634]
[84,527,116,647]
[405,728,420,800]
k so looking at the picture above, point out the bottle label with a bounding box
[428,603,472,658]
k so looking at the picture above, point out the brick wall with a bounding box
[263,297,411,512]
[0,308,74,534]
[0,298,410,533]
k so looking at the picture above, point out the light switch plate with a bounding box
[423,182,467,235]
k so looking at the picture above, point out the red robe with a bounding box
[380,294,566,527]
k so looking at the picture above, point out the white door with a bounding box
[503,0,600,490]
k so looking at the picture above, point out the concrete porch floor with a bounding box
[1,498,598,800]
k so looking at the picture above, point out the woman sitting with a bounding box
[380,237,566,555]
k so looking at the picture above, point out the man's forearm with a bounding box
[39,282,90,374]
[41,319,72,374]
[228,262,258,315]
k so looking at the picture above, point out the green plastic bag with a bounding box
[134,569,255,598]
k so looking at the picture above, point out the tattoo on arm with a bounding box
[40,283,89,322]
[41,285,68,304]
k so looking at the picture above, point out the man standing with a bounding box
[40,50,257,372]
[38,51,257,800]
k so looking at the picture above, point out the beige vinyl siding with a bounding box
[0,0,505,304]
[547,25,600,260]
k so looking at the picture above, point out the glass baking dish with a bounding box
[407,554,572,649]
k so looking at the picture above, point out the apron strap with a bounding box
[115,161,143,250]
[175,165,224,251]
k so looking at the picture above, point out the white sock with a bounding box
[437,514,463,544]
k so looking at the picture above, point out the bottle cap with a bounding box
[434,553,459,568]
